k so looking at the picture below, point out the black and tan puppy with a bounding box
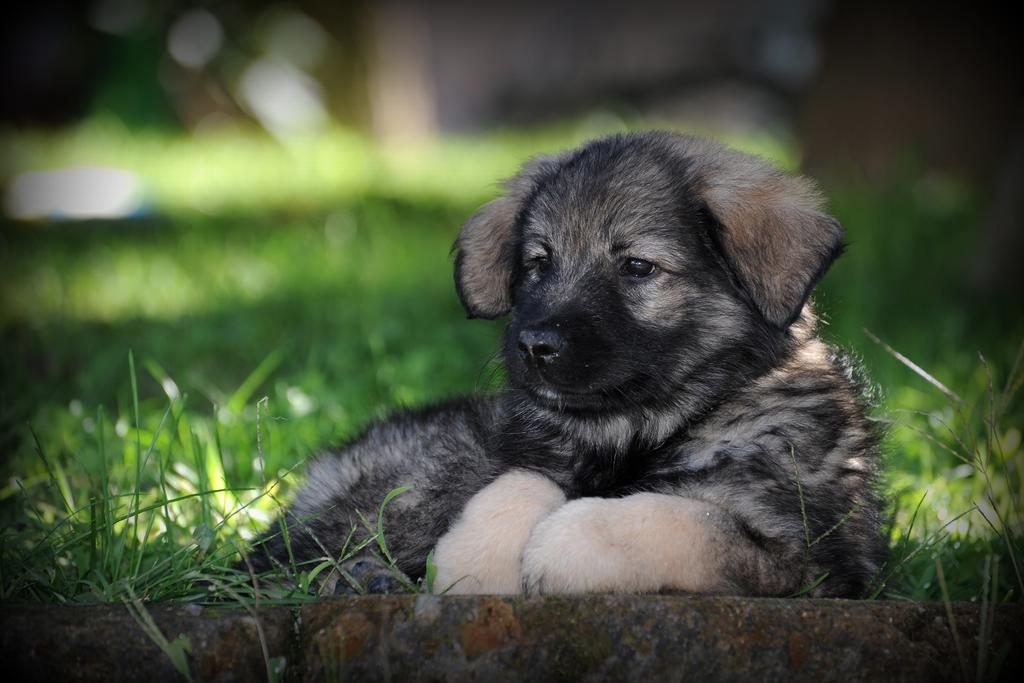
[249,131,887,598]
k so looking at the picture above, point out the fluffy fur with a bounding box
[247,131,887,598]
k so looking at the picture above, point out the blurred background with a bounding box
[1,0,1021,602]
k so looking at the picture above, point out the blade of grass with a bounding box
[976,554,992,682]
[935,557,969,683]
[872,506,976,598]
[256,396,269,487]
[128,350,144,581]
[28,424,73,515]
[864,328,962,402]
[123,588,194,682]
[228,350,284,415]
[130,398,179,578]
[375,485,411,566]
[96,405,115,575]
[788,572,830,598]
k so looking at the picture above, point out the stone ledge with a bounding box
[2,596,1021,681]
[1,601,294,682]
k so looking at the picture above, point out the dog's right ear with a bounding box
[453,153,567,319]
[453,194,521,319]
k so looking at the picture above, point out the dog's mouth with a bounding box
[523,382,609,411]
[518,362,659,413]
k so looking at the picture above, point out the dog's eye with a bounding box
[620,258,656,278]
[529,255,552,273]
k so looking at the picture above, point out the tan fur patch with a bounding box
[456,196,520,317]
[673,137,843,327]
[432,470,566,594]
[520,493,726,595]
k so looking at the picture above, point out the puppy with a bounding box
[248,131,887,598]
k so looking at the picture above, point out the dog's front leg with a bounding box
[432,469,566,594]
[520,493,759,595]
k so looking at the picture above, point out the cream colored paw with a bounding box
[520,494,721,595]
[432,469,565,594]
[520,498,626,595]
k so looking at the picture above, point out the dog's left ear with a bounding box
[453,153,568,319]
[688,141,844,328]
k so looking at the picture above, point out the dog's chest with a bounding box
[563,437,700,498]
[495,412,729,499]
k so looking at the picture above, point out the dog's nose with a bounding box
[517,329,564,365]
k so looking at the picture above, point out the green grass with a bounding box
[1,119,1021,604]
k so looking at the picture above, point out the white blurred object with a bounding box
[286,386,315,417]
[4,166,144,220]
[238,58,328,138]
[167,8,224,69]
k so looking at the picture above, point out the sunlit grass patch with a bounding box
[0,204,461,325]
[0,350,419,604]
[867,341,1024,600]
[1,116,798,215]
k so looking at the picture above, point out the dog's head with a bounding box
[453,132,843,414]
